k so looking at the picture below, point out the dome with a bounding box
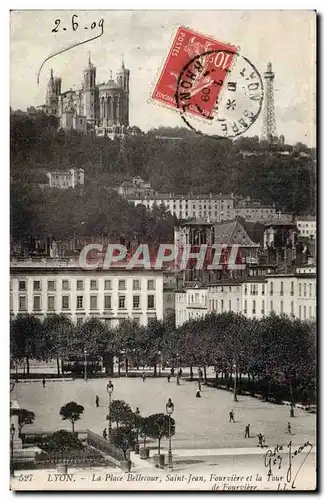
[106,79,119,89]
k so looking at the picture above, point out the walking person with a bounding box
[196,388,201,398]
[171,367,174,377]
[244,424,250,438]
[257,433,265,448]
[42,378,45,388]
[141,371,146,382]
[286,422,292,434]
[198,380,202,391]
[178,368,183,378]
[95,395,99,408]
[229,410,235,423]
[102,428,107,440]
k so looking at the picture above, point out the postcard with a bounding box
[10,9,316,491]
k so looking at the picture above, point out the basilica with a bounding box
[38,55,139,139]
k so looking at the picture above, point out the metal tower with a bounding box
[262,62,277,141]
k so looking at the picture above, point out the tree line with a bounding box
[11,112,315,242]
[10,312,316,405]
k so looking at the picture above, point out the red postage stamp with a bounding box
[152,26,238,120]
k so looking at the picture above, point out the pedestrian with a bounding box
[167,374,171,382]
[290,404,295,418]
[257,433,265,448]
[244,424,250,438]
[229,410,235,423]
[142,371,146,382]
[178,368,183,377]
[198,380,202,391]
[171,367,174,377]
[286,422,292,434]
[176,374,180,385]
[95,395,99,408]
[198,367,203,380]
[196,388,201,398]
[42,378,45,388]
[102,428,107,440]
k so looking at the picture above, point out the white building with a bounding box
[297,216,316,239]
[127,193,235,222]
[10,259,164,327]
[118,176,156,198]
[47,168,84,189]
[176,270,316,326]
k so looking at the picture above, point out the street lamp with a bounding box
[106,380,114,438]
[165,398,174,472]
[158,351,162,377]
[10,423,15,476]
[233,363,238,402]
[84,349,88,382]
[135,407,140,454]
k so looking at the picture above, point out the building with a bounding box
[10,258,164,327]
[175,269,316,326]
[38,55,139,139]
[118,177,156,198]
[297,216,316,240]
[127,192,235,222]
[46,168,84,189]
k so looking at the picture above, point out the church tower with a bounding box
[83,53,96,125]
[116,54,130,126]
[46,69,60,115]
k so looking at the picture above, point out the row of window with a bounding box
[15,279,156,292]
[243,282,315,297]
[209,298,240,313]
[207,298,315,319]
[15,294,156,312]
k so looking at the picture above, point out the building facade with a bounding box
[297,216,316,240]
[118,177,157,198]
[10,259,164,327]
[175,270,316,326]
[38,55,137,139]
[46,168,84,189]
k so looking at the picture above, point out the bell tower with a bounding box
[83,52,96,124]
[116,54,130,126]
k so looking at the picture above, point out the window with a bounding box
[280,301,284,314]
[19,280,26,291]
[47,296,55,311]
[147,280,155,290]
[252,300,256,314]
[309,306,312,318]
[133,280,140,290]
[76,280,84,291]
[104,280,112,290]
[290,281,294,296]
[118,280,126,291]
[299,283,302,296]
[104,318,112,328]
[101,295,111,310]
[303,283,307,297]
[261,300,265,315]
[244,284,247,295]
[229,300,232,311]
[133,296,140,309]
[33,280,41,291]
[77,296,83,309]
[270,282,273,296]
[62,280,70,291]
[309,283,312,297]
[280,281,284,296]
[19,296,27,311]
[299,305,302,319]
[237,298,240,312]
[119,296,126,309]
[221,299,224,312]
[133,317,140,325]
[262,284,265,296]
[76,317,84,326]
[33,296,41,311]
[90,280,98,291]
[62,295,70,309]
[90,295,98,310]
[147,295,155,309]
[244,300,247,314]
[304,306,306,319]
[291,301,294,316]
[48,280,55,291]
[270,300,273,312]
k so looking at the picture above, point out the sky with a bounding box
[10,10,316,145]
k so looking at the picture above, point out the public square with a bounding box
[12,376,316,450]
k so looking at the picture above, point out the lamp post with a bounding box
[158,351,162,377]
[10,423,15,476]
[233,363,238,402]
[84,349,88,382]
[135,407,140,454]
[165,398,174,472]
[106,380,114,439]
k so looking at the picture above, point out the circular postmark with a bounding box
[175,49,264,139]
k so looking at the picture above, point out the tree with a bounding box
[10,314,42,374]
[42,314,75,374]
[139,416,152,448]
[107,400,133,430]
[44,430,83,452]
[13,408,35,436]
[110,427,136,461]
[59,402,84,432]
[146,413,175,455]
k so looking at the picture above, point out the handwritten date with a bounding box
[52,15,104,35]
